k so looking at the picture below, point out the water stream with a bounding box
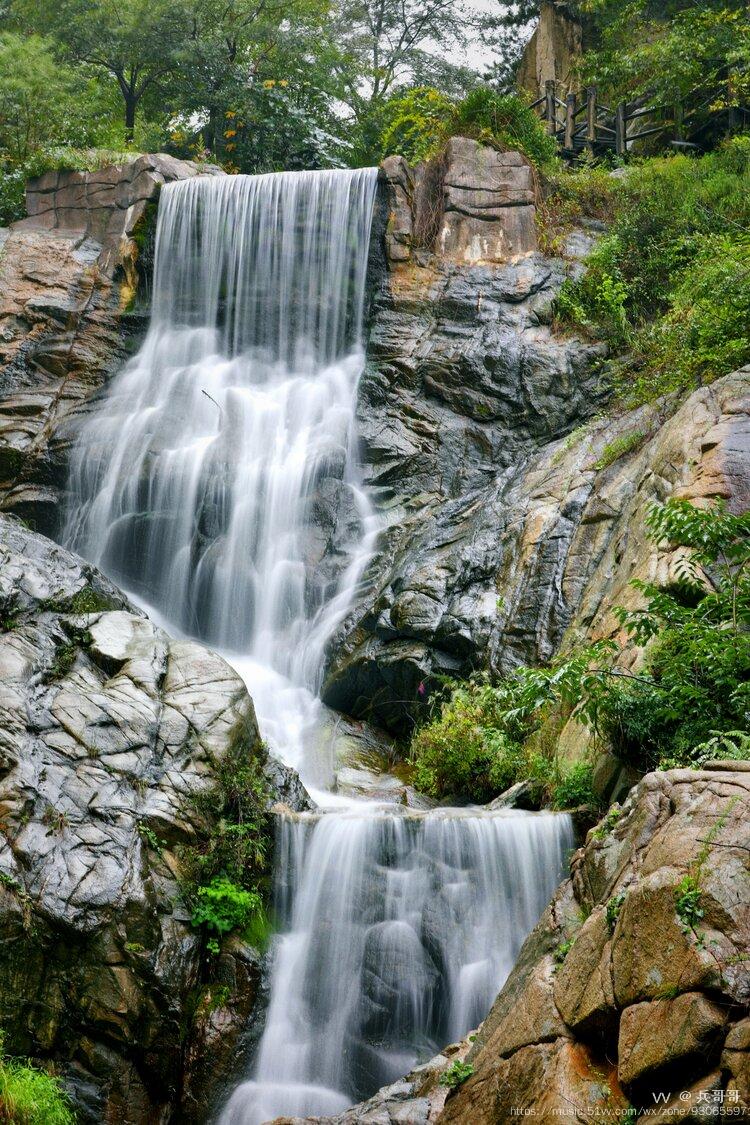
[63,167,572,1124]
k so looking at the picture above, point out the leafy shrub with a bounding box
[379,85,558,172]
[410,652,607,806]
[554,139,750,405]
[550,761,596,809]
[191,878,261,939]
[379,87,455,164]
[410,679,527,803]
[578,499,750,771]
[451,88,559,171]
[0,1035,74,1125]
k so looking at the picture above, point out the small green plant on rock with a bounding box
[593,805,623,841]
[605,890,626,935]
[439,1060,475,1089]
[675,874,704,936]
[553,937,575,966]
[191,877,262,954]
[594,430,647,471]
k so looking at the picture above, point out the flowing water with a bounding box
[62,167,573,1124]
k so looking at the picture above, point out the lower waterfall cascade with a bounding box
[61,166,574,1124]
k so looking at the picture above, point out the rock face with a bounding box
[0,155,217,535]
[517,0,583,100]
[322,145,607,730]
[324,169,750,732]
[439,765,750,1121]
[0,514,292,1123]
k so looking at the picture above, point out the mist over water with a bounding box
[63,168,572,1125]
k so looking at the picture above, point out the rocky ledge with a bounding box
[0,514,301,1123]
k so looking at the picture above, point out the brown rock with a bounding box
[618,992,727,1091]
[722,1018,750,1108]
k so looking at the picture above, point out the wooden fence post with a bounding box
[586,85,597,153]
[545,80,557,135]
[615,102,627,157]
[674,97,684,141]
[565,91,576,150]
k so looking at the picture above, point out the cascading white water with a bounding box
[64,169,377,687]
[221,809,573,1124]
[62,168,574,1125]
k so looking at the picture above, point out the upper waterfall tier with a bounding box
[64,168,378,670]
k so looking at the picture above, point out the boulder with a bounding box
[618,992,727,1092]
[0,514,303,1122]
[435,766,750,1120]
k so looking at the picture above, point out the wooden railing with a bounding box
[531,81,749,158]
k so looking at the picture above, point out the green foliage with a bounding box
[409,653,608,806]
[577,0,750,131]
[0,1034,75,1125]
[605,890,625,934]
[586,499,750,770]
[180,740,271,953]
[594,431,647,471]
[554,140,750,406]
[438,1060,475,1089]
[191,877,262,940]
[592,804,623,840]
[378,86,559,172]
[550,760,596,810]
[451,88,559,170]
[379,87,455,164]
[674,874,703,935]
[553,937,574,965]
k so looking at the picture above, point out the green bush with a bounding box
[379,85,558,173]
[451,88,559,171]
[379,86,455,164]
[0,1035,75,1125]
[410,679,527,803]
[588,499,750,770]
[191,877,262,940]
[550,761,596,809]
[554,139,750,405]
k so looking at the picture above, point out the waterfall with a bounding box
[61,167,573,1125]
[64,169,378,687]
[220,809,573,1124]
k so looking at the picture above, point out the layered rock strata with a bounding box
[0,155,217,535]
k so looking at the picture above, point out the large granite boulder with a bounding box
[0,514,300,1123]
[0,155,219,535]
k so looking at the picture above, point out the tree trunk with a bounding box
[125,95,137,145]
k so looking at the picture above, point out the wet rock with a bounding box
[0,155,219,535]
[435,766,750,1121]
[0,515,303,1123]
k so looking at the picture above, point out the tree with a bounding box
[329,0,478,160]
[0,33,84,160]
[11,0,192,143]
[175,0,331,162]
